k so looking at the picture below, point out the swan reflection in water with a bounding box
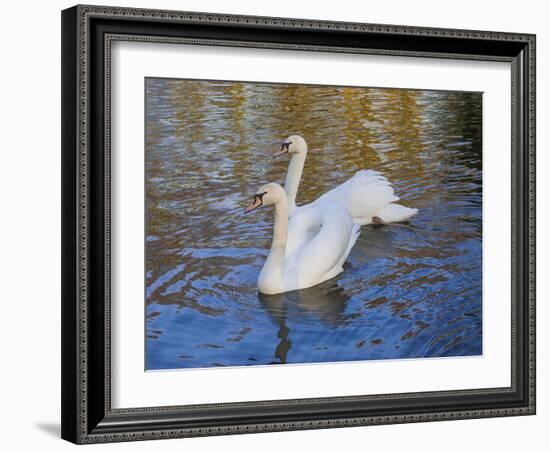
[258,279,351,364]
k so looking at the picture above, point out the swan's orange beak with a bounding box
[244,195,263,214]
[273,143,290,158]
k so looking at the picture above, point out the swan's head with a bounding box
[273,135,307,158]
[244,183,285,213]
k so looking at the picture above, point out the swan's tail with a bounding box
[374,203,418,224]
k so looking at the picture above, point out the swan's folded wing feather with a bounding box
[291,203,355,286]
[285,206,322,258]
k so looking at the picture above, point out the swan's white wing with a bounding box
[285,206,322,258]
[314,170,396,221]
[330,222,361,275]
[306,170,416,225]
[285,203,358,290]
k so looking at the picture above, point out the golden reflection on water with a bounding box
[145,78,482,369]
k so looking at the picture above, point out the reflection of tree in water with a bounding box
[170,79,206,144]
[371,90,425,175]
[259,280,351,364]
[338,87,379,172]
[268,84,315,136]
[422,92,482,171]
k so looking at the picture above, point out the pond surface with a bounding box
[145,78,482,370]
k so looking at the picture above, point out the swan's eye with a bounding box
[282,142,291,150]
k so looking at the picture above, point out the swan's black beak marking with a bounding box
[244,192,266,213]
[273,142,291,158]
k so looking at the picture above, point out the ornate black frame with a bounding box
[61,4,536,444]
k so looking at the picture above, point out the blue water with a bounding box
[145,78,482,370]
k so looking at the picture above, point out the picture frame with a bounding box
[61,4,536,444]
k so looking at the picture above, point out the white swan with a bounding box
[245,183,360,295]
[274,135,418,225]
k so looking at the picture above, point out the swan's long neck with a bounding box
[260,197,289,286]
[284,153,306,213]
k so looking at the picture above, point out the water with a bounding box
[145,78,482,370]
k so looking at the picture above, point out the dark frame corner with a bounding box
[62,4,535,444]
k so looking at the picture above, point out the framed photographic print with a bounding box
[61,4,536,444]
